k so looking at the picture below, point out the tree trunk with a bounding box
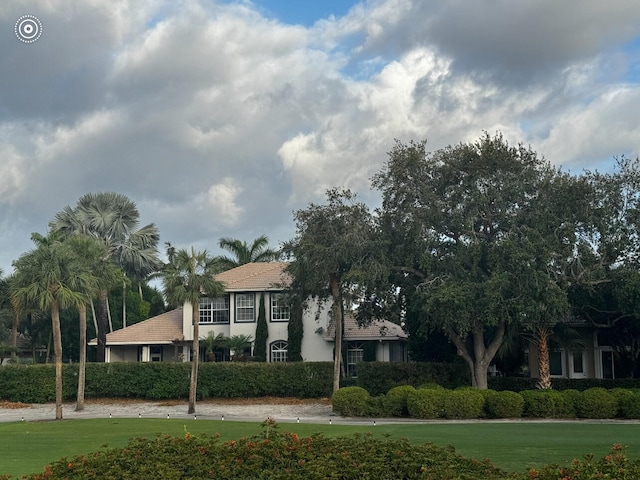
[96,289,109,362]
[536,328,552,389]
[122,280,127,329]
[447,320,506,389]
[330,274,342,394]
[10,313,18,362]
[51,300,63,420]
[76,303,87,411]
[188,303,199,415]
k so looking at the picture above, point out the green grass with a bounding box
[1,419,639,478]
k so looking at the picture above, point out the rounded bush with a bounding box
[364,395,386,417]
[443,388,484,419]
[382,385,416,417]
[610,388,634,417]
[484,390,524,418]
[331,386,370,417]
[575,388,618,419]
[407,388,446,419]
[617,391,640,419]
[522,389,573,418]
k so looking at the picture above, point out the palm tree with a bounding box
[226,334,253,361]
[159,244,225,414]
[201,331,226,362]
[216,235,280,271]
[11,233,99,419]
[65,235,122,411]
[49,192,162,362]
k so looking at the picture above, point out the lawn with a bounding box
[1,419,638,478]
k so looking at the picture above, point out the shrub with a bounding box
[530,444,640,480]
[484,390,524,418]
[575,387,618,419]
[364,395,386,417]
[382,385,416,417]
[406,387,446,419]
[23,423,512,480]
[331,386,370,416]
[443,388,484,419]
[355,361,469,395]
[521,389,573,418]
[614,389,640,419]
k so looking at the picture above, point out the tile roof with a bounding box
[215,262,291,291]
[89,308,185,345]
[324,314,408,341]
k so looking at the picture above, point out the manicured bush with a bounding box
[484,390,524,418]
[575,387,618,419]
[331,386,370,416]
[613,389,640,419]
[22,422,513,480]
[443,388,485,419]
[382,385,416,417]
[489,376,640,392]
[521,389,573,418]
[364,395,386,417]
[406,387,446,419]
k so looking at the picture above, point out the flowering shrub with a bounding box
[22,420,513,479]
[527,444,640,480]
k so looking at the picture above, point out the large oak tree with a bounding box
[372,134,582,388]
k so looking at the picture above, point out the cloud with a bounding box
[0,0,639,274]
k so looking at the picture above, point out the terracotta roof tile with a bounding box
[324,314,407,341]
[215,262,291,291]
[89,308,185,345]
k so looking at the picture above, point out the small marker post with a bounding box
[329,418,332,425]
[167,414,170,419]
[297,417,300,423]
[138,413,141,419]
[221,415,224,421]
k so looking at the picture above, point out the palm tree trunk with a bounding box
[122,280,127,329]
[330,274,342,394]
[188,303,199,415]
[10,313,18,362]
[536,328,552,390]
[76,303,87,411]
[51,300,63,420]
[96,289,109,362]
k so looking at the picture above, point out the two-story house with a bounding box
[91,262,407,370]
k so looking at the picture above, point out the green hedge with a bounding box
[331,386,370,416]
[0,362,334,403]
[354,361,469,395]
[489,376,640,392]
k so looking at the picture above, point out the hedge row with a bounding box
[488,376,640,392]
[0,361,469,403]
[0,362,334,403]
[332,385,640,419]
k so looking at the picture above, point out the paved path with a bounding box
[3,400,640,425]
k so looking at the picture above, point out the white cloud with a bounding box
[1,0,640,274]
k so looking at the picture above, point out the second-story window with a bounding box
[235,293,255,322]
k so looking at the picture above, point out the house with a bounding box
[92,262,407,370]
[527,327,617,380]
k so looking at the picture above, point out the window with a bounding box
[150,346,163,362]
[347,342,364,377]
[271,293,290,322]
[235,293,255,322]
[549,349,564,377]
[200,296,230,324]
[270,340,288,362]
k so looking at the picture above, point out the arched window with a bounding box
[270,340,288,362]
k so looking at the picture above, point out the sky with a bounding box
[1,0,640,276]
